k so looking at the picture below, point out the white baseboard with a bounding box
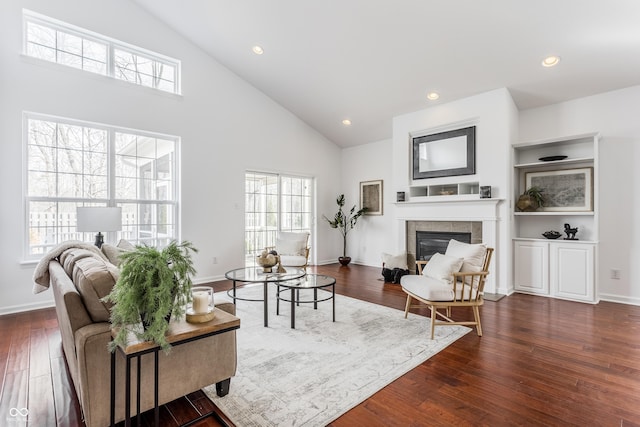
[0,300,55,316]
[193,275,225,285]
[599,293,640,306]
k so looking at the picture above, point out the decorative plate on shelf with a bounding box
[542,231,562,239]
[538,155,568,162]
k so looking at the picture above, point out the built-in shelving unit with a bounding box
[512,133,599,303]
[407,181,479,200]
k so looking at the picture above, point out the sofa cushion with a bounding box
[72,255,119,322]
[101,239,135,266]
[422,253,464,284]
[60,248,100,278]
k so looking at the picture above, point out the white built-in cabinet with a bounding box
[512,133,599,303]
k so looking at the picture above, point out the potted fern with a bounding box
[323,194,367,265]
[104,240,198,352]
[516,186,546,212]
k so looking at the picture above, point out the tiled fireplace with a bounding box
[406,221,482,267]
[395,199,500,292]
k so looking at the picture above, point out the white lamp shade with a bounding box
[77,207,122,232]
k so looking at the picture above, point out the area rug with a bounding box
[204,285,470,426]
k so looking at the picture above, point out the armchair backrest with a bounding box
[275,232,310,256]
[451,247,493,302]
[415,243,494,303]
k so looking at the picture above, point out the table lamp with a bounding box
[76,207,122,248]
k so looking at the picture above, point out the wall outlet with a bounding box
[610,269,621,280]
[212,257,218,265]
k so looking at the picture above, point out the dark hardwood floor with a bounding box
[2,263,640,426]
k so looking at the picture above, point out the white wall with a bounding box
[337,139,395,267]
[390,88,519,294]
[519,85,640,305]
[0,0,342,314]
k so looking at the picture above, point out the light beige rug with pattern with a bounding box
[204,285,469,426]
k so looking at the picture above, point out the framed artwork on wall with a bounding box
[360,180,383,215]
[525,167,593,211]
[412,126,476,180]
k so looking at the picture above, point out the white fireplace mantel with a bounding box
[395,198,504,293]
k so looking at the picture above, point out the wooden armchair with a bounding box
[401,241,494,339]
[266,232,310,271]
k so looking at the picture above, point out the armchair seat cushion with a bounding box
[401,275,454,301]
[401,275,474,301]
[279,255,307,267]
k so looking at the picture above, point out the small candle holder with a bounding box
[186,286,215,323]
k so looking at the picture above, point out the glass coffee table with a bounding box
[276,274,336,329]
[225,267,306,327]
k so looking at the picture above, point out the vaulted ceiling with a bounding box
[133,0,640,147]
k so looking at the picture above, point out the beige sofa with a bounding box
[49,247,237,427]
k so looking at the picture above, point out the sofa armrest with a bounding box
[50,261,93,334]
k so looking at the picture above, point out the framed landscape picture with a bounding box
[360,180,383,215]
[525,167,593,211]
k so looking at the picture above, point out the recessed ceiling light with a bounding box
[252,45,264,55]
[427,92,440,100]
[541,55,560,67]
[342,119,352,126]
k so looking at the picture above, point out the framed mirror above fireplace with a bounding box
[412,126,476,180]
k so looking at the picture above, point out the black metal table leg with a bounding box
[154,350,159,426]
[232,280,237,303]
[332,284,336,322]
[314,288,318,310]
[110,350,115,427]
[136,356,141,425]
[290,288,296,329]
[263,281,268,327]
[125,355,131,427]
[276,285,280,315]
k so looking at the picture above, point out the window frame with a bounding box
[23,112,181,260]
[23,9,181,94]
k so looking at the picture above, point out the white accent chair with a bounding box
[401,239,494,339]
[269,232,310,270]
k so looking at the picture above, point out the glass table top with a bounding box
[224,267,306,283]
[277,274,336,289]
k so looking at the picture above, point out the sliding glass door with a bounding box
[244,172,313,266]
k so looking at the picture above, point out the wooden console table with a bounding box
[109,308,240,427]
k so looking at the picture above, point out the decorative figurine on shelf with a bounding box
[564,223,579,240]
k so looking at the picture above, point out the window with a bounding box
[245,172,313,266]
[25,113,179,258]
[23,10,180,94]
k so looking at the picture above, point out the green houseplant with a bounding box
[323,194,367,265]
[516,186,546,212]
[104,240,198,352]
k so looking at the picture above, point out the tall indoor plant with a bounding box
[104,240,198,351]
[323,194,367,265]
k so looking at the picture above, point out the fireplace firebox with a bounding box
[416,231,471,262]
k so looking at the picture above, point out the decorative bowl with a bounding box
[542,231,561,239]
[257,253,279,272]
[539,155,568,162]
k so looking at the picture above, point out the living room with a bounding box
[1,0,640,425]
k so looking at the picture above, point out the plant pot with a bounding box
[338,256,351,266]
[141,310,172,332]
[516,195,539,212]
